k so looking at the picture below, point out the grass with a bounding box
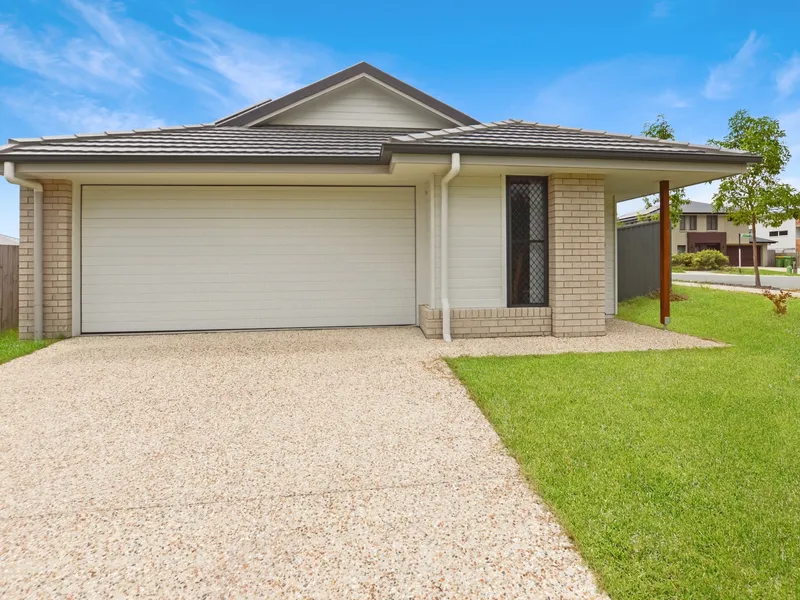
[0,329,54,364]
[723,267,800,277]
[448,286,800,599]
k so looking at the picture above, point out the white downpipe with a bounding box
[440,153,461,342]
[4,162,44,340]
[428,175,436,308]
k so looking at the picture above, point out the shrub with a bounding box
[671,253,695,267]
[671,250,729,271]
[762,289,791,315]
[693,249,729,270]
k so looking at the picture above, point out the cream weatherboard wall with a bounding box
[429,175,507,311]
[80,185,416,333]
[425,173,614,314]
[267,78,455,129]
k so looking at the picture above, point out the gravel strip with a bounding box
[0,320,717,598]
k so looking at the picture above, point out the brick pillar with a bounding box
[548,174,605,337]
[19,180,72,340]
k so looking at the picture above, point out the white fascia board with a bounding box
[459,154,749,175]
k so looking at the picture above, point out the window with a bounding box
[770,231,780,237]
[706,215,718,230]
[679,216,686,231]
[677,245,687,253]
[779,230,789,236]
[507,176,547,306]
[688,215,697,231]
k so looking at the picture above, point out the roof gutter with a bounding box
[381,144,762,165]
[440,153,460,342]
[3,162,43,340]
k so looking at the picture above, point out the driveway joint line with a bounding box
[2,475,518,521]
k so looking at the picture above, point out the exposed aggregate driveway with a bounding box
[1,321,718,598]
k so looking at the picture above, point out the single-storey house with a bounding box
[1,62,758,340]
[619,201,775,266]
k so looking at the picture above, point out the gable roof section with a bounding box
[383,120,760,164]
[215,62,479,128]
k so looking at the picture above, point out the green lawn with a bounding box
[724,267,800,277]
[0,329,54,364]
[448,287,800,599]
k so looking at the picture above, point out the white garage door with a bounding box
[81,186,416,333]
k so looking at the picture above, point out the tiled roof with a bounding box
[619,201,732,222]
[0,120,759,165]
[385,120,757,162]
[0,125,411,163]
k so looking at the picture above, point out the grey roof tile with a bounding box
[383,121,758,162]
[0,126,415,162]
[0,120,759,165]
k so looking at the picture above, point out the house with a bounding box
[1,62,758,341]
[619,200,774,266]
[755,218,800,255]
[0,233,19,245]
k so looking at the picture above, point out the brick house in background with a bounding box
[619,200,774,266]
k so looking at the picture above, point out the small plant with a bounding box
[647,289,689,302]
[762,289,792,315]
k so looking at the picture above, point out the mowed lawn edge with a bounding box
[447,287,800,599]
[0,329,55,365]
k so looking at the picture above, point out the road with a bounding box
[673,271,800,289]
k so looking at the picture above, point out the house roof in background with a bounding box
[215,62,480,128]
[0,234,19,245]
[619,201,728,222]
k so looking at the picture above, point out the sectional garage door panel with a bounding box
[81,186,416,333]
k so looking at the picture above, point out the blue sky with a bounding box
[1,0,800,236]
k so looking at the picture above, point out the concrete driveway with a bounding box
[1,323,717,597]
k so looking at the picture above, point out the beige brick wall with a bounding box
[19,180,72,339]
[548,174,606,337]
[419,305,552,339]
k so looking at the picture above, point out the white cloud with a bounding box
[654,89,691,109]
[777,55,800,98]
[0,1,334,131]
[703,32,763,100]
[175,14,331,105]
[530,56,687,129]
[2,91,164,133]
[651,1,670,18]
[0,20,144,91]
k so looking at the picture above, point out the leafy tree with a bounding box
[708,110,800,287]
[638,115,690,227]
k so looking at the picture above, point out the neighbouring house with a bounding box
[0,233,19,245]
[1,62,758,341]
[619,201,774,266]
[755,218,800,255]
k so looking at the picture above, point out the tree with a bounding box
[708,110,800,287]
[638,115,690,227]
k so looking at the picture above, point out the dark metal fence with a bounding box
[617,221,660,302]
